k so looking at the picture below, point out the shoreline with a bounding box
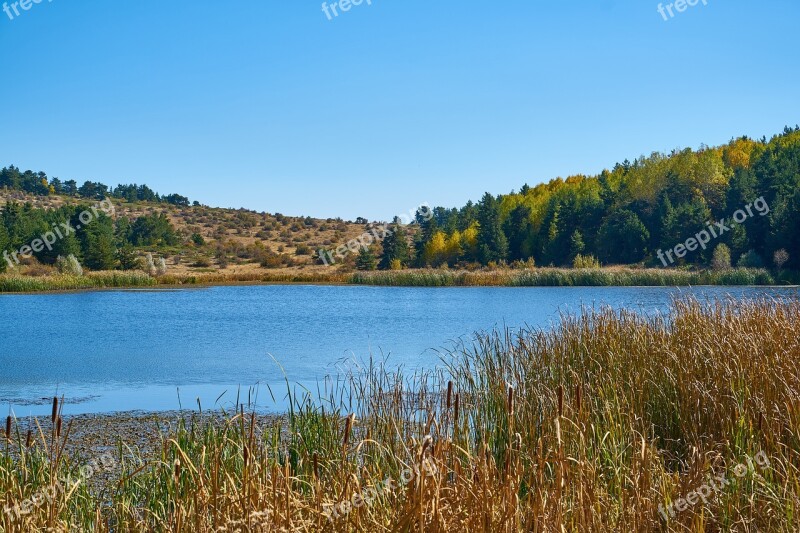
[0,266,794,295]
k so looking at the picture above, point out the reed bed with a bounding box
[2,297,800,532]
[0,272,156,293]
[0,267,781,293]
[350,267,777,287]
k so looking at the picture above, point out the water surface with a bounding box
[0,285,794,416]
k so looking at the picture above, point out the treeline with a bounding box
[0,202,178,272]
[373,126,800,271]
[0,166,192,206]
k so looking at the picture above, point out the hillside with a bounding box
[0,188,373,277]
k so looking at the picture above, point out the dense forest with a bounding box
[373,126,800,271]
[0,201,178,273]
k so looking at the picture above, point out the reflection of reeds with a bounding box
[2,297,800,531]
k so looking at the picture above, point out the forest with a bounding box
[372,126,800,271]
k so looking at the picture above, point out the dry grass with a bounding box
[2,297,800,531]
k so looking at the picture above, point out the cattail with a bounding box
[5,416,10,440]
[557,385,563,418]
[454,393,460,425]
[343,414,354,449]
[243,445,250,466]
[507,386,515,417]
[446,381,453,410]
[56,417,62,438]
[51,397,59,424]
[25,429,32,448]
[174,459,181,481]
[575,383,582,412]
[313,452,320,480]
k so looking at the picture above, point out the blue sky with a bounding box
[1,0,797,220]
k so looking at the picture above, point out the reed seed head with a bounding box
[557,385,563,417]
[446,381,453,410]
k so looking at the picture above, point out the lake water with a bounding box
[1,285,796,417]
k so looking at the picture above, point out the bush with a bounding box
[737,249,764,268]
[572,254,601,269]
[711,244,732,271]
[56,255,83,276]
[774,248,790,270]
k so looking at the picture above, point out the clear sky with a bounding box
[1,0,797,220]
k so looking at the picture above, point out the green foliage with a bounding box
[130,213,178,247]
[737,249,765,269]
[596,210,649,264]
[116,243,141,271]
[572,254,600,269]
[407,127,800,270]
[355,247,377,271]
[379,224,411,269]
[711,243,732,271]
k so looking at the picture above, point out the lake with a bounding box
[1,285,796,416]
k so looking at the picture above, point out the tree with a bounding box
[737,250,764,268]
[379,224,410,269]
[711,244,731,271]
[0,223,9,272]
[355,247,377,271]
[477,193,508,264]
[569,230,586,261]
[116,243,141,270]
[596,210,650,264]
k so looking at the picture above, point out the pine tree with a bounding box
[116,243,141,270]
[477,193,508,264]
[380,224,410,269]
[355,247,377,271]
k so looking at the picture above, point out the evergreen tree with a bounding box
[476,193,508,264]
[355,247,377,271]
[116,243,141,270]
[379,224,411,269]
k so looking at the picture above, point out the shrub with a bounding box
[572,254,601,269]
[737,249,764,268]
[56,254,83,276]
[711,244,732,271]
[774,248,790,270]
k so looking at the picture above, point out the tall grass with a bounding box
[2,297,800,531]
[0,272,156,293]
[350,267,777,287]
